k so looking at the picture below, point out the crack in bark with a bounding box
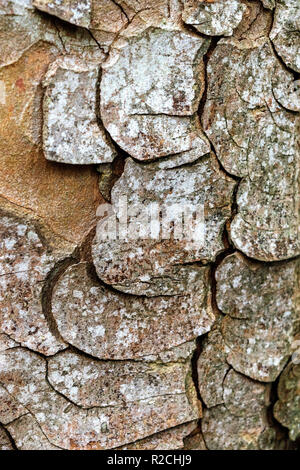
[0,380,63,449]
[269,7,300,82]
[67,341,194,365]
[53,18,67,52]
[41,255,79,346]
[86,29,108,56]
[111,0,129,23]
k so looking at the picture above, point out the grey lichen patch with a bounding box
[33,0,130,49]
[222,369,270,418]
[51,262,214,360]
[182,0,246,37]
[0,0,34,15]
[0,426,14,450]
[118,421,198,450]
[100,27,210,160]
[0,0,60,67]
[0,1,104,67]
[0,212,68,356]
[216,252,299,382]
[197,322,231,408]
[6,413,60,450]
[202,38,299,261]
[42,56,116,164]
[0,347,200,450]
[48,350,191,408]
[199,354,276,450]
[274,361,300,441]
[270,0,300,73]
[272,75,300,113]
[33,0,127,32]
[202,38,298,178]
[0,384,27,425]
[92,154,236,296]
[196,324,279,450]
[103,26,208,116]
[198,321,271,410]
[33,0,91,28]
[104,114,210,162]
[202,404,276,450]
[230,176,300,261]
[1,0,299,452]
[32,0,180,48]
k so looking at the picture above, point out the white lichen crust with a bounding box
[100,27,210,161]
[216,253,299,382]
[0,0,299,452]
[0,344,199,449]
[203,37,300,261]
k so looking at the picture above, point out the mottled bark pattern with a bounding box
[0,0,299,450]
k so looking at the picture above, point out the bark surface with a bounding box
[0,0,299,450]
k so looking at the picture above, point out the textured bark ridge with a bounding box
[0,347,198,449]
[270,0,300,73]
[274,362,300,441]
[202,369,276,450]
[52,261,213,359]
[0,0,299,450]
[202,35,299,261]
[92,154,235,296]
[216,253,299,382]
[100,27,210,161]
[182,0,247,36]
[0,212,70,355]
[42,56,116,164]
